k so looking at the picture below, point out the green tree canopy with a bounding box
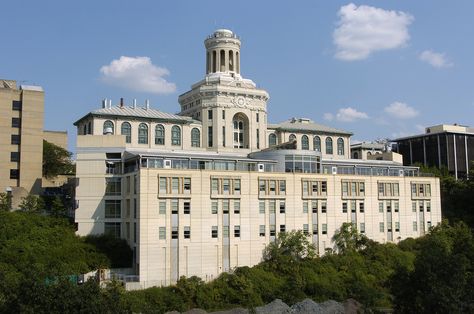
[43,140,75,178]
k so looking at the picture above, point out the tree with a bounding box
[18,194,44,212]
[50,196,67,217]
[0,193,10,211]
[332,223,372,254]
[43,140,75,178]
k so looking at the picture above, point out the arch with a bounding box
[301,135,309,150]
[313,136,321,152]
[232,113,249,149]
[337,138,345,155]
[269,133,277,147]
[155,124,165,145]
[229,50,234,71]
[325,137,333,154]
[171,125,181,146]
[191,128,200,147]
[103,120,114,134]
[212,50,217,72]
[138,123,148,144]
[220,50,225,72]
[289,134,296,142]
[236,52,240,73]
[353,151,359,159]
[121,122,131,143]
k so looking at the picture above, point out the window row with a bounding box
[259,179,286,196]
[302,200,328,213]
[269,134,345,155]
[379,222,401,233]
[378,200,400,213]
[302,180,327,196]
[158,199,192,215]
[211,177,241,195]
[342,200,365,213]
[378,182,400,197]
[411,183,431,198]
[102,120,200,147]
[159,177,192,195]
[341,181,365,197]
[258,200,288,214]
[411,200,431,212]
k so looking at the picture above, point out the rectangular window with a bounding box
[279,201,286,213]
[11,134,20,145]
[11,117,21,128]
[387,202,392,212]
[394,201,399,212]
[303,201,308,213]
[359,182,365,195]
[321,181,327,193]
[171,199,178,214]
[183,201,191,214]
[222,126,226,147]
[419,202,424,212]
[378,183,384,195]
[126,199,130,218]
[351,200,356,213]
[256,129,260,149]
[211,178,218,194]
[133,175,137,194]
[359,202,365,213]
[351,182,357,195]
[159,201,166,215]
[172,227,178,239]
[269,180,276,193]
[394,183,399,196]
[342,182,348,196]
[395,222,400,232]
[413,221,418,231]
[312,182,318,193]
[360,223,365,233]
[322,224,327,235]
[10,152,20,162]
[259,225,265,237]
[279,181,286,194]
[427,221,432,228]
[104,200,121,218]
[302,181,309,195]
[234,200,240,214]
[280,224,286,233]
[256,112,259,123]
[211,226,218,238]
[104,222,121,238]
[133,199,137,218]
[234,179,241,194]
[270,225,276,237]
[321,201,327,213]
[342,202,348,213]
[223,226,229,238]
[234,225,240,237]
[312,224,318,235]
[379,222,384,232]
[259,180,266,193]
[223,200,229,214]
[222,110,225,120]
[311,200,318,213]
[269,200,276,213]
[105,177,121,196]
[303,224,309,235]
[208,109,213,120]
[126,176,131,194]
[223,179,230,193]
[171,178,179,193]
[12,100,22,111]
[426,202,431,212]
[133,222,137,243]
[208,126,213,147]
[184,226,191,239]
[212,201,218,214]
[259,201,265,214]
[184,178,191,192]
[412,202,417,212]
[159,227,166,240]
[9,169,19,179]
[379,202,384,213]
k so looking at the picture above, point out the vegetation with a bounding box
[42,140,75,178]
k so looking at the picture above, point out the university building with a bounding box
[74,29,441,289]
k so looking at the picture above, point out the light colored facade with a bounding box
[74,30,442,289]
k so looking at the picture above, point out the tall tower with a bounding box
[178,29,269,153]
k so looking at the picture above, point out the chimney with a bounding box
[133,99,137,108]
[102,98,107,108]
[108,99,112,109]
[120,97,124,108]
[145,99,150,110]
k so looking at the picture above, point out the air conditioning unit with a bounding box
[331,166,337,175]
[257,163,265,172]
[164,159,172,169]
[399,169,404,177]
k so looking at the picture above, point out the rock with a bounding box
[211,308,249,314]
[255,299,291,314]
[319,300,345,314]
[291,298,324,314]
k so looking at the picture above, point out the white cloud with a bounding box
[336,107,369,122]
[419,50,453,68]
[333,3,414,61]
[323,113,334,121]
[100,56,176,94]
[384,102,418,119]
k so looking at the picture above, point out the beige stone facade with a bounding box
[74,30,442,289]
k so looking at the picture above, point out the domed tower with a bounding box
[205,29,241,74]
[178,29,269,153]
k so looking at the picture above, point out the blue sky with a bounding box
[2,1,474,150]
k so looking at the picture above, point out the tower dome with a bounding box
[204,29,241,74]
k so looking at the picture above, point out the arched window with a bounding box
[121,122,131,143]
[220,50,225,72]
[269,133,277,147]
[191,128,200,147]
[103,120,114,134]
[301,135,309,150]
[289,134,296,142]
[138,123,148,144]
[326,137,333,154]
[83,124,87,135]
[171,125,181,146]
[212,50,217,72]
[313,136,321,152]
[337,138,345,155]
[353,152,359,159]
[233,115,245,148]
[155,124,165,145]
[236,52,240,73]
[229,50,234,71]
